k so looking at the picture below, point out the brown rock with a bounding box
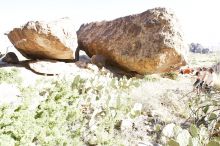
[7,18,77,60]
[75,60,88,68]
[91,55,107,68]
[77,7,187,74]
[2,52,19,64]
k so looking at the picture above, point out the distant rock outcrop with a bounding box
[77,7,187,74]
[7,18,77,60]
[189,43,210,54]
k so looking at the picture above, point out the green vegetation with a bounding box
[0,52,219,146]
[164,92,220,146]
[0,68,22,84]
[143,75,159,82]
[161,72,178,80]
[0,74,140,145]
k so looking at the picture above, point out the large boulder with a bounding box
[7,18,77,60]
[77,7,187,74]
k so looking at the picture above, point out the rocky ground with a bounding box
[1,52,218,105]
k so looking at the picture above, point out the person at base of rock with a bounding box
[180,66,193,75]
[193,70,201,94]
[199,67,207,90]
[193,67,201,75]
[203,68,215,93]
[185,67,192,74]
[179,68,184,74]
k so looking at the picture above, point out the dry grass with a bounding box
[131,75,191,122]
[188,52,219,68]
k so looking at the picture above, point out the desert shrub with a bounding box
[161,72,178,80]
[143,75,159,82]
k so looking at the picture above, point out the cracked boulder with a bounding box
[77,8,187,74]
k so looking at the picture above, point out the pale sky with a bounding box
[1,0,220,50]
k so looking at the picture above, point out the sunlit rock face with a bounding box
[77,7,187,74]
[7,18,77,60]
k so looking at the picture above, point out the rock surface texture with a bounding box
[77,7,187,74]
[28,60,77,75]
[8,18,77,60]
